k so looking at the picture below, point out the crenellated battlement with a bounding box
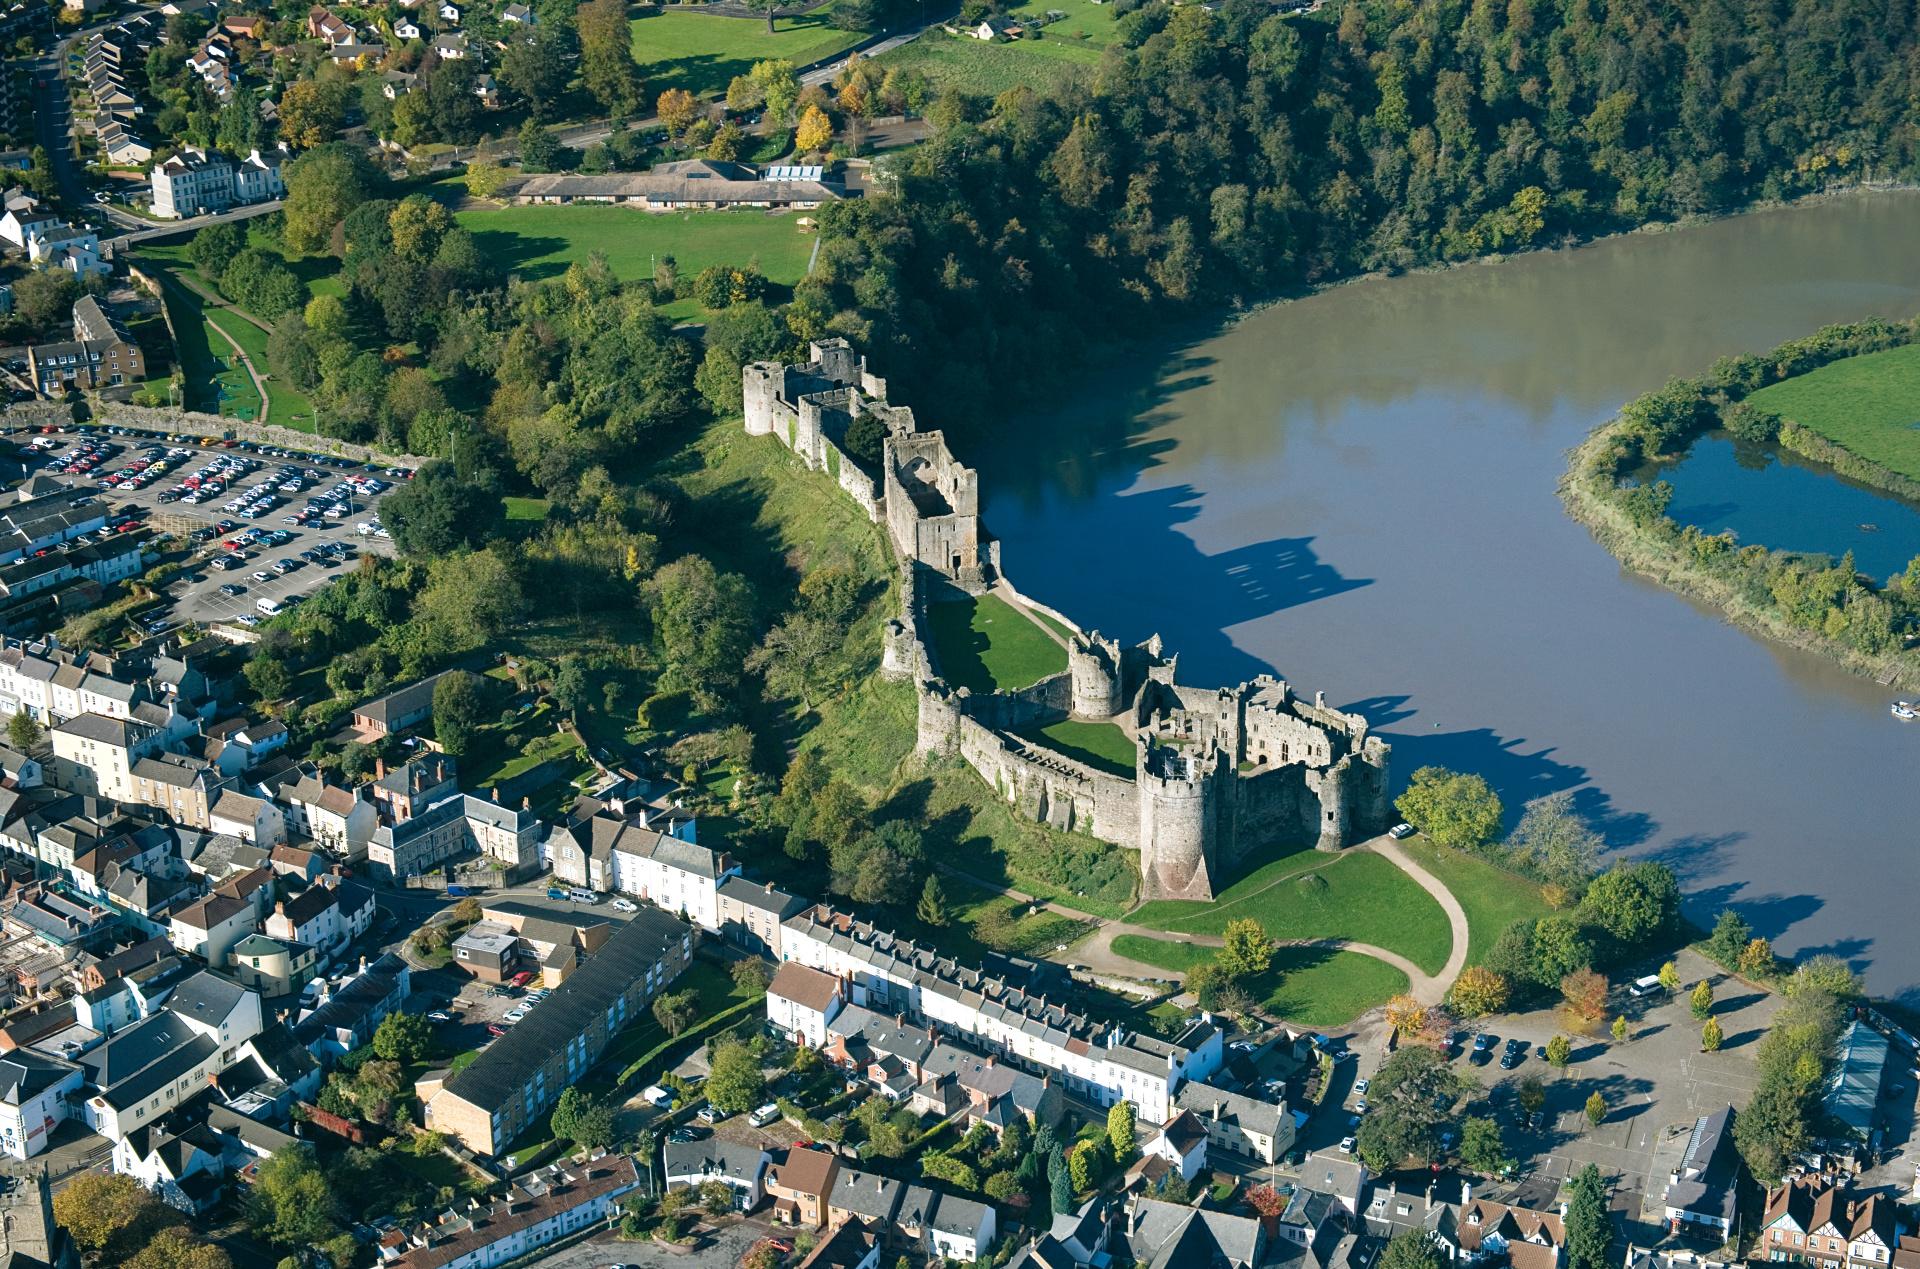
[744,347,1390,900]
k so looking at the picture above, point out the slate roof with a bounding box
[167,970,248,1029]
[1175,1079,1286,1140]
[439,910,686,1113]
[78,1011,218,1110]
[662,1138,768,1186]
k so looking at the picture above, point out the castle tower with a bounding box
[742,362,782,436]
[1068,633,1122,718]
[1315,757,1350,852]
[1138,745,1218,901]
[809,338,860,386]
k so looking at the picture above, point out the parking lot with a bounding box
[18,424,405,632]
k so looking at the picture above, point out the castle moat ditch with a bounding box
[971,190,1920,997]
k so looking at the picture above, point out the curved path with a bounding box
[1068,833,1474,1007]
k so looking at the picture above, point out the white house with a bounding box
[209,790,285,846]
[0,1052,84,1159]
[263,878,375,963]
[1145,1109,1208,1183]
[928,1194,998,1263]
[168,893,255,968]
[501,2,533,21]
[383,1153,639,1267]
[766,961,844,1047]
[394,17,420,38]
[77,972,262,1142]
[438,2,459,22]
[275,768,377,857]
[50,713,163,802]
[662,1139,769,1211]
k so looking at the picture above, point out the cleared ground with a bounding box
[925,592,1068,692]
[629,5,871,97]
[877,27,1100,97]
[1016,718,1136,777]
[1749,343,1920,479]
[1110,934,1411,1028]
[452,208,815,320]
[1128,846,1454,975]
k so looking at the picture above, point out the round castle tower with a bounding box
[1137,745,1217,901]
[1067,633,1123,718]
[742,362,782,436]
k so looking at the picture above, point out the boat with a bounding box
[1893,701,1918,721]
[1860,523,1881,533]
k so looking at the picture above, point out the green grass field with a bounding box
[1749,344,1920,479]
[453,207,815,320]
[925,593,1068,692]
[1399,840,1549,966]
[1128,847,1453,975]
[1016,718,1136,777]
[1110,934,1411,1027]
[876,28,1101,97]
[629,5,870,98]
[135,248,317,430]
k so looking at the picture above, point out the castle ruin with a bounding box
[746,341,1390,902]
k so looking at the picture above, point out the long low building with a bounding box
[777,903,1222,1122]
[419,908,693,1156]
[507,159,842,210]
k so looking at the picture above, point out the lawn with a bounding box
[1016,718,1136,778]
[134,249,317,430]
[924,593,1068,693]
[877,29,1100,98]
[453,207,815,320]
[629,5,871,98]
[1128,847,1454,975]
[1748,343,1920,479]
[1109,935,1411,1028]
[1398,839,1549,967]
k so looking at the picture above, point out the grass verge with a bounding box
[1109,934,1411,1027]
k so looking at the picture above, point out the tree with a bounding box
[465,162,513,200]
[1739,938,1778,979]
[383,462,505,557]
[1219,917,1272,978]
[732,958,772,992]
[519,119,562,173]
[650,556,756,709]
[1049,1147,1074,1213]
[1107,1099,1136,1160]
[1579,862,1680,946]
[1459,1116,1513,1176]
[985,1171,1020,1201]
[1690,979,1714,1020]
[1380,1232,1446,1269]
[1562,1164,1610,1269]
[283,144,381,254]
[53,1173,159,1257]
[1545,1034,1571,1067]
[653,989,697,1037]
[1393,766,1503,849]
[657,88,700,141]
[249,1145,341,1246]
[916,875,950,926]
[1354,1044,1464,1170]
[1559,969,1609,1033]
[12,270,77,331]
[499,23,574,120]
[1584,1092,1607,1127]
[1447,966,1508,1018]
[551,1087,616,1147]
[244,652,293,701]
[431,670,485,757]
[707,1040,765,1113]
[1503,789,1601,899]
[1787,955,1863,1000]
[129,1228,231,1269]
[795,103,834,154]
[277,78,350,148]
[1247,1183,1286,1222]
[1385,994,1430,1040]
[189,221,245,280]
[1517,1075,1546,1119]
[577,0,644,115]
[7,709,40,752]
[1701,1017,1723,1051]
[1611,1015,1628,1043]
[371,1011,432,1063]
[1658,961,1681,992]
[1702,909,1752,968]
[1067,1142,1095,1193]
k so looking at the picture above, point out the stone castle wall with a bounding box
[746,342,1391,901]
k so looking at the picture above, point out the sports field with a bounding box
[453,207,814,317]
[1748,344,1920,479]
[630,5,870,97]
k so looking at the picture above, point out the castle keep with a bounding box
[745,342,1390,901]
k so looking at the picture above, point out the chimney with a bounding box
[1212,1100,1222,1121]
[375,758,386,779]
[521,797,530,811]
[1461,1179,1472,1205]
[490,786,499,804]
[274,901,285,915]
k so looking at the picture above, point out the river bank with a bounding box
[1558,317,1920,691]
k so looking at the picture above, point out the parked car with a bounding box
[610,898,638,913]
[426,1010,453,1024]
[696,1105,723,1126]
[749,1103,781,1128]
[1388,822,1416,839]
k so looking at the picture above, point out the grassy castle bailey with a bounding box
[745,342,1391,902]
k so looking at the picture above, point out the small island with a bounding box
[1561,316,1920,685]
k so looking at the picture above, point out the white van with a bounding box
[749,1103,781,1128]
[256,597,283,616]
[1629,974,1664,998]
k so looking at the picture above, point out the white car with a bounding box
[503,1009,527,1024]
[1354,1078,1370,1095]
[1340,1136,1356,1154]
[610,898,638,913]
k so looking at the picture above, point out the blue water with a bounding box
[1655,434,1920,581]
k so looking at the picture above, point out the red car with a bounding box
[509,971,534,988]
[487,1022,508,1037]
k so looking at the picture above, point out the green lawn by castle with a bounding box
[1110,935,1410,1028]
[134,246,317,430]
[925,593,1068,693]
[452,208,814,320]
[629,6,870,98]
[1017,719,1135,777]
[1749,344,1920,480]
[1128,847,1453,975]
[1399,839,1549,967]
[876,30,1098,98]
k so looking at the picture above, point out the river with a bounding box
[972,192,1920,997]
